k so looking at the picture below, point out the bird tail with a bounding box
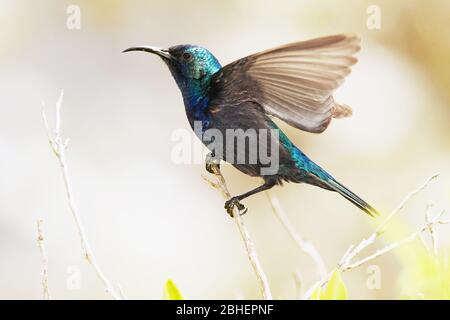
[326,179,379,218]
[332,103,352,119]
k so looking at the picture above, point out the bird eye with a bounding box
[182,52,192,61]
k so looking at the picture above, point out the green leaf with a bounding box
[164,279,184,300]
[320,269,348,300]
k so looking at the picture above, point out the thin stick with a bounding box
[303,213,449,299]
[36,219,50,300]
[339,174,440,269]
[204,165,272,300]
[342,215,449,271]
[265,191,327,279]
[117,283,128,300]
[425,202,436,257]
[293,269,304,300]
[376,173,439,234]
[42,91,121,300]
[302,174,444,299]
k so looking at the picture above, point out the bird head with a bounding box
[123,44,222,102]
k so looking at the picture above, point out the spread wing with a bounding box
[209,34,360,133]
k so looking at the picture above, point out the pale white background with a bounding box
[1,0,449,299]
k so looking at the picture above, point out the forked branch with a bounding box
[303,174,446,299]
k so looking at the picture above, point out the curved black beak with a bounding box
[122,46,172,60]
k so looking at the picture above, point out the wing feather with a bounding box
[210,34,360,133]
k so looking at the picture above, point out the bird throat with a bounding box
[180,78,213,131]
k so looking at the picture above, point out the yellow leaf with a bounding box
[310,286,322,300]
[398,249,450,299]
[319,270,348,300]
[164,279,184,300]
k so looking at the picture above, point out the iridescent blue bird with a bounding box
[124,34,379,217]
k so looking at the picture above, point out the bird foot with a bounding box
[224,197,248,217]
[205,153,220,174]
[205,161,219,174]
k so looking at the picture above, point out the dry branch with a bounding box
[303,173,446,299]
[42,91,121,300]
[203,164,272,300]
[265,191,327,279]
[36,218,50,300]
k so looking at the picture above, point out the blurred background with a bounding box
[1,0,449,299]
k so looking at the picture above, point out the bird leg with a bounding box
[225,180,277,217]
[205,151,220,174]
[224,198,248,217]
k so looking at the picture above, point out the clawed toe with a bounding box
[205,162,217,174]
[224,197,248,217]
[205,153,220,174]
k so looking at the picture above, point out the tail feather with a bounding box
[332,103,353,119]
[326,179,379,218]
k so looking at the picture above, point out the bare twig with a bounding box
[203,165,272,300]
[338,174,440,271]
[117,283,128,300]
[293,269,304,300]
[341,215,448,271]
[302,272,331,300]
[265,191,327,279]
[303,211,449,299]
[425,202,442,260]
[36,219,50,300]
[303,174,444,299]
[376,173,439,234]
[42,91,121,300]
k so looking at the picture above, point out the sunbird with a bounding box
[124,34,379,217]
